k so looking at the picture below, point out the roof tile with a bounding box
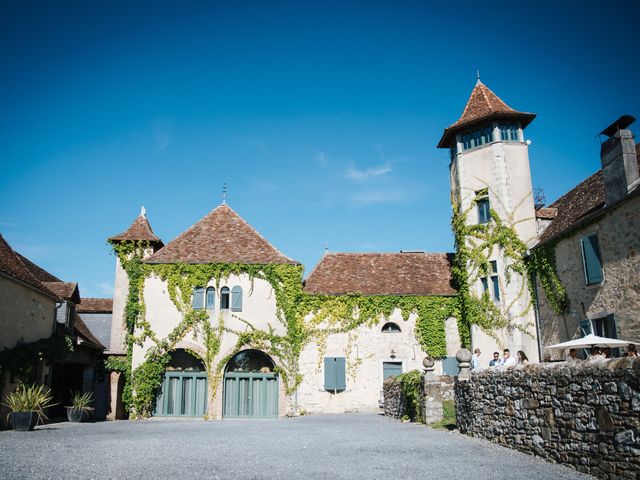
[109,214,163,245]
[145,204,297,265]
[304,252,456,296]
[77,297,113,313]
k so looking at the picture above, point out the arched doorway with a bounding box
[223,349,278,418]
[154,349,208,417]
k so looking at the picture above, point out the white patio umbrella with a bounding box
[545,333,634,350]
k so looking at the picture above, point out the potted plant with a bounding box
[66,391,94,422]
[2,384,56,431]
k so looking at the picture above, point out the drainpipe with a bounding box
[529,265,543,362]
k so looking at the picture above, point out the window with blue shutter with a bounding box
[579,319,592,336]
[581,235,603,285]
[192,287,204,310]
[231,286,243,312]
[220,287,230,310]
[324,357,346,392]
[499,124,519,142]
[205,287,216,310]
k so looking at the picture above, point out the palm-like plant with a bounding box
[70,390,94,413]
[3,384,57,424]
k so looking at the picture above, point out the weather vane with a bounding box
[222,183,227,205]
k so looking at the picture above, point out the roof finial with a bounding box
[324,240,329,253]
[476,70,481,85]
[140,205,147,218]
[222,183,227,205]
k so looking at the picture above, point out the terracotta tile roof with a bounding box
[535,207,558,220]
[537,144,640,243]
[15,252,61,282]
[74,313,105,350]
[437,80,535,148]
[0,234,60,299]
[145,204,298,265]
[303,252,456,296]
[108,214,163,245]
[77,297,113,313]
[42,281,80,303]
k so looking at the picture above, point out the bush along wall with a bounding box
[454,358,640,479]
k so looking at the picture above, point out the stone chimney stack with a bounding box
[600,115,639,206]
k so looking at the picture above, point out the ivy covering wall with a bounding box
[108,240,458,418]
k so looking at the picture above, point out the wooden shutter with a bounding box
[334,357,346,391]
[324,358,335,390]
[581,235,603,284]
[605,314,617,339]
[206,288,216,310]
[324,357,346,391]
[192,287,204,310]
[579,319,592,336]
[231,286,243,312]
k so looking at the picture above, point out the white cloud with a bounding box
[97,282,114,296]
[345,165,392,182]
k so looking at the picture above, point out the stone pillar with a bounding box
[456,348,472,381]
[421,356,443,424]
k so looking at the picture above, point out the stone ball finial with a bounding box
[456,348,472,364]
[422,356,435,369]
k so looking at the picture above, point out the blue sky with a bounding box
[1,1,639,297]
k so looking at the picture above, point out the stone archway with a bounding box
[222,349,278,418]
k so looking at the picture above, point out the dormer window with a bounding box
[499,124,519,142]
[461,126,493,151]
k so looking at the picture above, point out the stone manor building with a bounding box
[99,79,638,419]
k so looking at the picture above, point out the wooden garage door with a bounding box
[223,372,278,418]
[155,372,208,417]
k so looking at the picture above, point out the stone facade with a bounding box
[454,358,640,478]
[538,194,640,356]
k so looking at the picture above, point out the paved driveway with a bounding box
[0,414,591,480]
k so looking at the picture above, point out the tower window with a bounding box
[461,127,493,151]
[499,124,519,142]
[476,190,490,224]
[220,287,230,309]
[480,261,500,301]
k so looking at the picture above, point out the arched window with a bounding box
[192,287,204,310]
[225,349,275,373]
[381,322,401,333]
[220,287,230,310]
[231,286,243,312]
[205,287,216,310]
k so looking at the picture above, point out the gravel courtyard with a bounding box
[0,414,591,480]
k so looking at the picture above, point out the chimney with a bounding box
[599,115,639,206]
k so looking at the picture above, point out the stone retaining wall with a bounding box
[383,373,454,422]
[454,358,640,478]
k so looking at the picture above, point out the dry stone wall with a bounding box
[455,358,640,479]
[383,374,453,422]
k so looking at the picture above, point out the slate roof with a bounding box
[537,144,640,244]
[77,297,113,313]
[108,214,163,245]
[303,252,456,296]
[437,80,535,148]
[0,234,60,299]
[145,204,297,265]
[73,313,105,350]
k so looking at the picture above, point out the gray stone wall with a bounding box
[537,194,640,357]
[454,358,640,478]
[383,374,454,422]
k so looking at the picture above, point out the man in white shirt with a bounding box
[471,348,481,370]
[499,348,516,367]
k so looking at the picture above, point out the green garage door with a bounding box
[223,372,278,418]
[155,372,208,417]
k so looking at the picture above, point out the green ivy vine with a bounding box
[451,193,568,344]
[108,240,459,418]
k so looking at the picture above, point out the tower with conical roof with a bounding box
[107,207,163,355]
[438,78,539,361]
